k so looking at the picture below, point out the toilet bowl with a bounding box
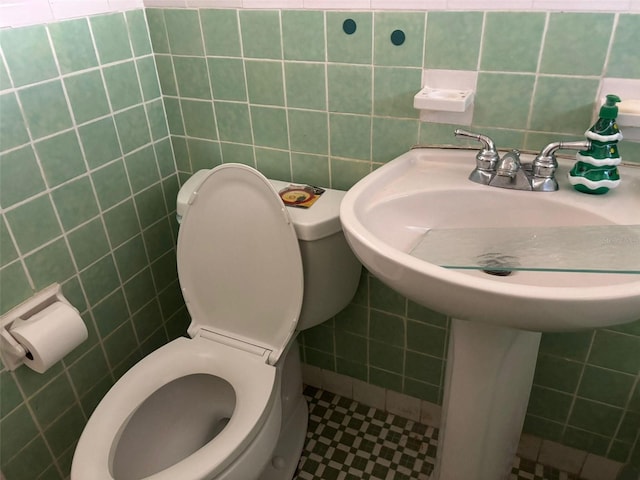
[71,164,362,480]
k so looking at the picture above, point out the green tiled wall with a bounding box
[148,7,639,467]
[1,8,639,479]
[0,11,188,479]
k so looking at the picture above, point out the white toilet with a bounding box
[71,164,361,480]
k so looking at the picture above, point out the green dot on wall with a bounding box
[391,29,405,46]
[343,19,357,35]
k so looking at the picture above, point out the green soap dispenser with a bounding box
[568,94,623,194]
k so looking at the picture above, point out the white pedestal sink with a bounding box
[339,147,640,480]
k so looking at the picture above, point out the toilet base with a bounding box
[258,394,308,480]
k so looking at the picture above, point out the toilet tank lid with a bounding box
[177,171,346,242]
[268,179,345,242]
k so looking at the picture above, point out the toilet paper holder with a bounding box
[0,283,80,371]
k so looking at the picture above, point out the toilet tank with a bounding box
[176,171,362,331]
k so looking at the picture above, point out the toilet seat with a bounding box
[72,337,280,480]
[73,164,305,480]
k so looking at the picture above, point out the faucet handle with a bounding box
[454,129,500,185]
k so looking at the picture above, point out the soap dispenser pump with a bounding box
[568,94,623,194]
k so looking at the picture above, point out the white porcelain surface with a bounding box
[340,147,640,331]
[72,337,280,480]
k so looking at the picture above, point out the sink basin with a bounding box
[340,146,640,480]
[341,147,640,331]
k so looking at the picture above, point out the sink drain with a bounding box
[482,268,513,276]
[477,252,519,277]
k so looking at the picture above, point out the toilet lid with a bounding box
[177,164,303,365]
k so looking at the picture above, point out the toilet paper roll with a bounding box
[10,302,88,373]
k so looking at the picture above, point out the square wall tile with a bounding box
[533,354,583,393]
[529,76,600,135]
[80,255,120,304]
[424,12,482,70]
[0,262,33,315]
[135,184,167,228]
[405,351,442,386]
[147,100,169,141]
[208,58,246,101]
[115,106,152,154]
[188,138,222,171]
[79,118,122,169]
[406,320,446,357]
[166,98,186,137]
[288,109,328,155]
[291,152,329,186]
[114,235,149,281]
[330,113,371,160]
[67,218,110,270]
[373,12,425,67]
[330,158,370,191]
[155,55,177,96]
[251,106,289,150]
[607,14,640,79]
[0,25,58,87]
[540,13,614,76]
[51,177,100,231]
[370,310,404,346]
[0,146,46,208]
[588,330,640,375]
[527,385,573,422]
[126,10,152,57]
[181,99,217,140]
[245,60,285,106]
[215,101,252,144]
[138,57,162,102]
[473,73,535,129]
[200,9,241,57]
[284,62,326,110]
[103,61,144,111]
[146,8,170,54]
[0,92,29,152]
[220,142,253,167]
[282,10,325,61]
[327,64,372,115]
[239,10,282,59]
[35,131,86,188]
[48,18,98,74]
[255,147,290,180]
[125,145,160,193]
[578,366,635,408]
[64,71,110,124]
[103,199,141,248]
[5,195,62,254]
[373,67,421,118]
[569,398,623,437]
[92,160,132,210]
[327,12,372,64]
[90,13,133,64]
[163,9,204,56]
[24,238,75,290]
[372,117,419,163]
[173,56,211,100]
[18,80,73,140]
[481,12,545,72]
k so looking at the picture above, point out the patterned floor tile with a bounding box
[295,386,586,480]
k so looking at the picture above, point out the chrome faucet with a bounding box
[454,129,499,185]
[530,140,591,192]
[454,129,591,192]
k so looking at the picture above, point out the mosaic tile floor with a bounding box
[295,386,584,480]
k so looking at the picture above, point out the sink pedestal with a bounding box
[432,319,541,480]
